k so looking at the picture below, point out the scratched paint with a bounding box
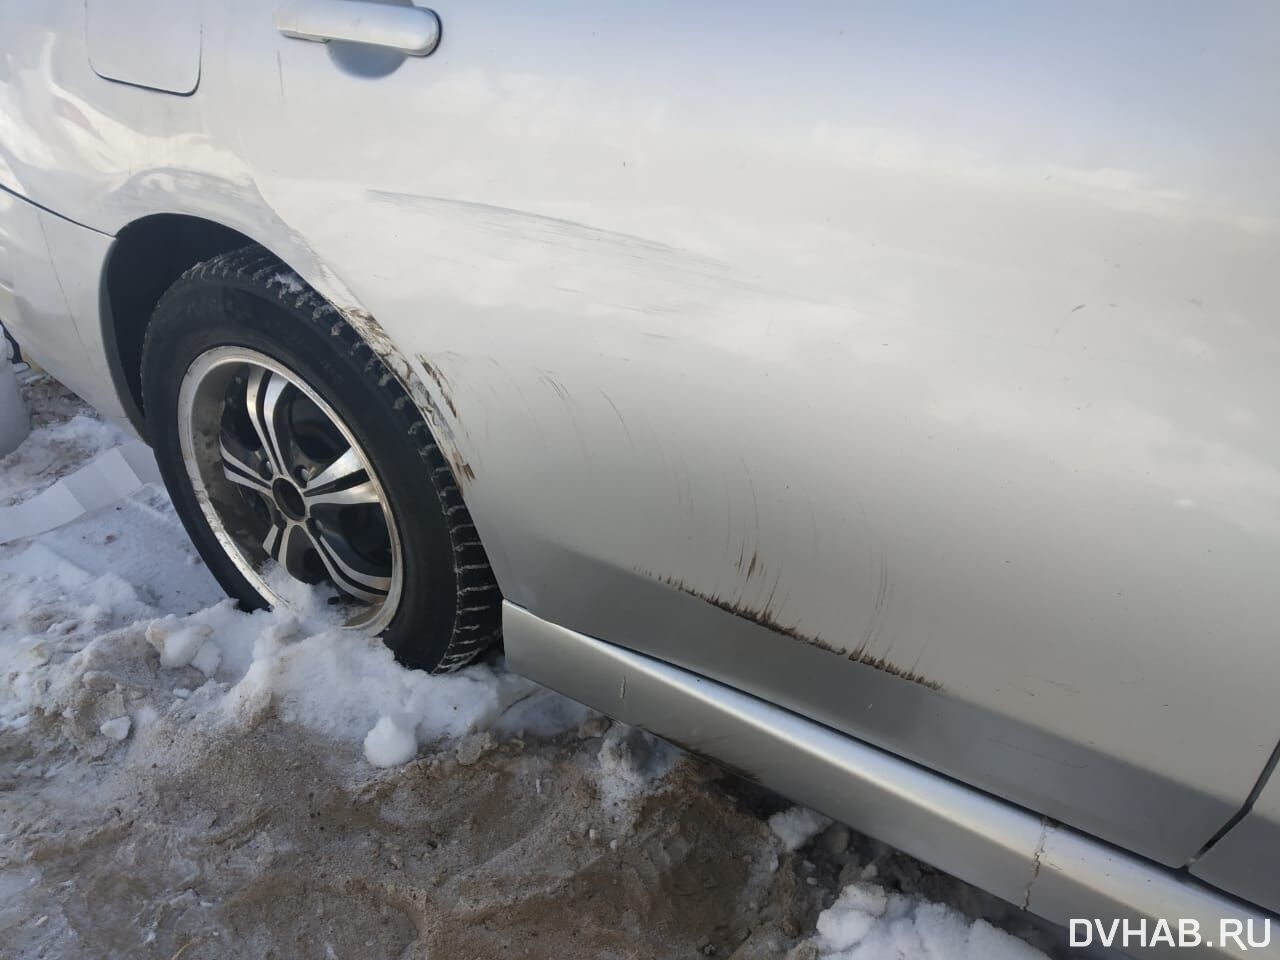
[660,576,942,692]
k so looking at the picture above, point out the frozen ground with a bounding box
[0,374,1065,959]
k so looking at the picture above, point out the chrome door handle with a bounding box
[275,0,441,56]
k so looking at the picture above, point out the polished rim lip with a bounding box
[177,345,405,632]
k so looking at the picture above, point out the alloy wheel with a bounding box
[177,346,404,630]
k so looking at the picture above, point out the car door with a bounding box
[207,0,1280,868]
[0,0,200,422]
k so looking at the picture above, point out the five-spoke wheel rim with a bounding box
[177,347,404,631]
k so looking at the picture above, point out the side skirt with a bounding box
[503,602,1276,960]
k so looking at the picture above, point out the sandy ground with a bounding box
[0,376,1066,960]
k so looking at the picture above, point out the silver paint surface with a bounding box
[85,0,202,94]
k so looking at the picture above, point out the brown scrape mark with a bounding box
[659,577,941,691]
[661,576,837,651]
[841,651,940,690]
[330,309,474,494]
[338,309,446,429]
[437,446,476,493]
[418,357,459,419]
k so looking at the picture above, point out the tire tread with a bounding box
[142,244,501,673]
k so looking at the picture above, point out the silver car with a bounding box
[2,1,1277,953]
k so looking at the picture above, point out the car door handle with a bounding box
[275,0,441,56]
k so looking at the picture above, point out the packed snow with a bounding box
[364,713,419,767]
[0,414,125,507]
[0,373,1062,959]
[770,805,834,853]
[97,715,131,741]
[807,880,1048,960]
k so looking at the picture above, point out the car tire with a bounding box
[140,243,500,672]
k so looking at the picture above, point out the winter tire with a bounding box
[141,244,500,672]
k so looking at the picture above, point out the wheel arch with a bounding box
[102,210,479,547]
[101,209,473,511]
[101,213,256,438]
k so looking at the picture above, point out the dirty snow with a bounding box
[269,271,305,294]
[0,411,124,507]
[771,805,835,853]
[0,374,1064,959]
[97,715,131,741]
[809,880,1049,960]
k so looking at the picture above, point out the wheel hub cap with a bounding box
[271,477,307,521]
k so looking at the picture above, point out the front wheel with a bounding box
[141,245,500,672]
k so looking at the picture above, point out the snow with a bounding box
[815,881,888,949]
[810,880,1048,960]
[146,620,214,669]
[190,637,222,676]
[270,271,305,294]
[595,722,680,813]
[177,601,578,753]
[0,413,124,507]
[98,716,131,741]
[0,441,160,544]
[770,804,834,852]
[364,714,419,767]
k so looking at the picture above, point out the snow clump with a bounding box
[769,805,833,852]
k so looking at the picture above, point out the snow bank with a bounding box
[1,538,590,775]
[141,594,587,767]
[3,536,588,768]
[809,880,1049,959]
